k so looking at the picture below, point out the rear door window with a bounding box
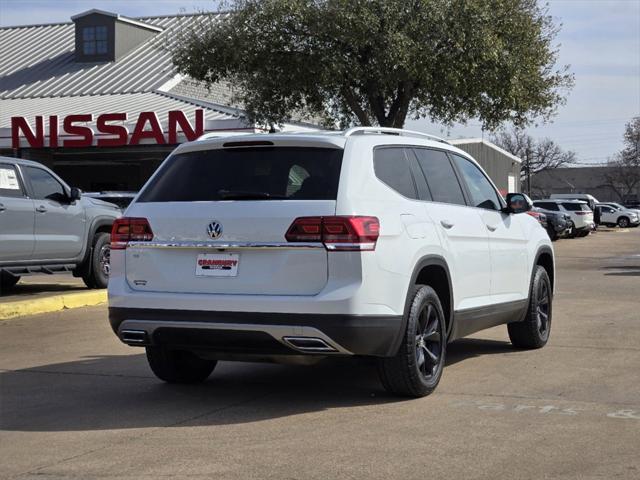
[535,202,559,211]
[0,164,24,198]
[373,147,417,199]
[138,147,343,202]
[413,148,466,206]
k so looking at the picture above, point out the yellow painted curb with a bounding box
[0,290,107,320]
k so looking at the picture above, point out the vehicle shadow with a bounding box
[0,338,515,433]
[446,338,516,367]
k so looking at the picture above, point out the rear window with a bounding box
[562,202,590,212]
[138,147,343,202]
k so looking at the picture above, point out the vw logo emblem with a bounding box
[207,221,223,239]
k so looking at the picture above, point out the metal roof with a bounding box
[449,138,522,164]
[0,91,241,129]
[0,13,228,100]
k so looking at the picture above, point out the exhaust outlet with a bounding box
[120,329,149,345]
[283,336,337,353]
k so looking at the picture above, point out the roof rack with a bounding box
[342,127,450,145]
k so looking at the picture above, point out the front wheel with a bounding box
[617,217,630,228]
[146,346,217,384]
[378,285,447,397]
[508,266,552,349]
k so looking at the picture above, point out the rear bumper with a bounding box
[108,307,404,357]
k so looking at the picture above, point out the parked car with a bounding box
[534,208,572,241]
[108,127,555,398]
[624,201,640,210]
[83,191,137,210]
[598,202,640,219]
[533,199,594,237]
[0,157,120,291]
[550,193,598,211]
[595,203,639,228]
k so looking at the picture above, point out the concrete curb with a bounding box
[0,290,107,320]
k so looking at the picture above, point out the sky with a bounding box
[0,0,639,165]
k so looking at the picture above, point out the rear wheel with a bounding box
[0,272,20,291]
[146,346,217,384]
[378,285,446,397]
[617,217,630,228]
[508,266,552,349]
[82,232,110,289]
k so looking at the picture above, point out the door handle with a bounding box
[486,224,497,232]
[36,205,47,213]
[440,220,454,229]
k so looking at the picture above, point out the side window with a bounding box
[0,164,24,198]
[23,167,66,202]
[373,147,417,199]
[413,148,466,206]
[451,155,502,211]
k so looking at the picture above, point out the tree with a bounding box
[603,117,640,202]
[492,128,576,195]
[173,0,574,129]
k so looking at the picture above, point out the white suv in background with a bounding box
[533,199,595,237]
[108,128,555,397]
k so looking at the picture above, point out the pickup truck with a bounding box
[0,157,120,291]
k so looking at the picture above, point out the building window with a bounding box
[82,26,108,55]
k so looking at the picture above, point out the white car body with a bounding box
[108,128,554,374]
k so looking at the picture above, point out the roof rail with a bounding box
[342,127,450,145]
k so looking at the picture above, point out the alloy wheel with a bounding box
[415,303,443,380]
[99,245,111,276]
[536,280,550,338]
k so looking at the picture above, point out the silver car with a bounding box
[0,157,120,291]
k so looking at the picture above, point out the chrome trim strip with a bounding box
[126,241,325,250]
[118,320,353,355]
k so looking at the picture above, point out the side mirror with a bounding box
[504,193,531,214]
[69,187,82,202]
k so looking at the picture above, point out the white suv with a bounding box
[108,128,554,397]
[533,199,595,237]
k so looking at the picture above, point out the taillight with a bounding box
[285,216,379,251]
[111,217,154,250]
[575,211,588,215]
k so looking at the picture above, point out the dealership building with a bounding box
[0,9,521,193]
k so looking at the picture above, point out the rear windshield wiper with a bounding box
[217,190,287,200]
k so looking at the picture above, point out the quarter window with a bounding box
[82,26,108,55]
[451,155,502,210]
[373,148,417,199]
[23,167,66,202]
[0,165,24,198]
[413,149,466,206]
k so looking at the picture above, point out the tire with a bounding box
[378,285,447,397]
[82,232,110,289]
[146,346,217,384]
[617,217,630,228]
[548,228,558,241]
[0,272,20,291]
[508,266,552,349]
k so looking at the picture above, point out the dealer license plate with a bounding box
[195,253,239,277]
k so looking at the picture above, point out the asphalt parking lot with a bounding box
[1,228,639,480]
